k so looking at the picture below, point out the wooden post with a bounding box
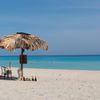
[20,48,24,79]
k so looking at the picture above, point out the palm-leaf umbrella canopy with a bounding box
[0,32,48,51]
[0,32,48,79]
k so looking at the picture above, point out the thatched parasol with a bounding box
[0,32,48,79]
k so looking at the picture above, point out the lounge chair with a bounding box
[1,66,12,79]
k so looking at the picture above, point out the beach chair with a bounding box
[1,66,7,79]
[1,66,12,79]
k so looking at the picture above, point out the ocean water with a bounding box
[0,55,100,70]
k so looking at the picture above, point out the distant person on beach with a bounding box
[17,68,21,79]
[7,67,12,79]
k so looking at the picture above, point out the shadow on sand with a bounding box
[0,75,18,81]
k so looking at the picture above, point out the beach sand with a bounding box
[0,68,100,100]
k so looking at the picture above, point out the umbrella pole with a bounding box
[20,48,24,79]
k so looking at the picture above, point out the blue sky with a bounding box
[0,0,100,55]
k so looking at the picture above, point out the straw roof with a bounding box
[0,32,48,51]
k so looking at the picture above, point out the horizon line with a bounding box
[0,54,100,56]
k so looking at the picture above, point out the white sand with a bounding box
[0,68,100,100]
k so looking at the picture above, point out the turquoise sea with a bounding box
[0,55,100,70]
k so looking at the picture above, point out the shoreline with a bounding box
[12,66,100,72]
